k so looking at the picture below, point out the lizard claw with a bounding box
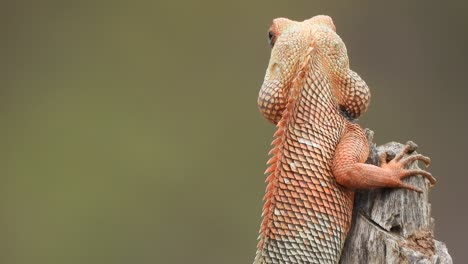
[399,169,436,186]
[401,154,431,168]
[398,182,424,193]
[380,142,436,191]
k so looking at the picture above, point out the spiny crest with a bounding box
[257,40,313,248]
[258,107,288,248]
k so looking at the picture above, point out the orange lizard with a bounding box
[254,15,436,264]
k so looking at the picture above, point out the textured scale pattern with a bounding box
[254,15,436,264]
[255,16,369,264]
[258,71,354,263]
[255,17,367,263]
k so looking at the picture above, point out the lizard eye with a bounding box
[268,30,276,47]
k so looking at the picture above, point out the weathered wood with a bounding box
[340,130,452,264]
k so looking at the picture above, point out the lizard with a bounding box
[254,15,436,264]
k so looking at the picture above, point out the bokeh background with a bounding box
[3,0,468,263]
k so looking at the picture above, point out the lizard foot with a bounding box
[379,142,436,193]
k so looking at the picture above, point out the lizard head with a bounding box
[257,15,370,123]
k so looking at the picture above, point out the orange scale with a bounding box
[299,193,308,201]
[298,154,307,162]
[326,208,336,218]
[270,226,278,234]
[326,201,337,211]
[315,198,324,206]
[330,196,340,205]
[299,207,308,215]
[281,149,291,159]
[291,179,300,187]
[316,185,324,193]
[310,213,319,224]
[285,137,295,145]
[281,163,291,171]
[319,205,327,214]
[291,139,300,147]
[293,173,303,182]
[275,203,284,210]
[286,171,295,179]
[319,192,329,202]
[323,187,332,195]
[295,187,305,194]
[305,156,314,164]
[312,158,322,167]
[290,151,299,160]
[284,157,293,165]
[299,180,309,189]
[314,171,325,180]
[300,143,311,151]
[291,217,300,225]
[290,204,300,213]
[317,166,326,174]
[299,219,308,227]
[306,169,317,177]
[278,182,287,189]
[289,165,299,174]
[302,213,311,222]
[328,195,340,206]
[280,197,289,205]
[295,199,304,207]
[308,181,318,189]
[302,162,311,170]
[294,147,304,155]
[304,149,314,157]
[279,212,288,220]
[277,188,285,196]
[291,191,300,199]
[297,167,307,175]
[311,189,320,198]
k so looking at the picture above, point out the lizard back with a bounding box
[255,54,354,264]
[255,15,370,264]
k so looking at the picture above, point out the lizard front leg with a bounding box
[332,123,436,192]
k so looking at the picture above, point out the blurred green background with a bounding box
[3,0,467,263]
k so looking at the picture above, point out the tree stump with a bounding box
[340,130,452,264]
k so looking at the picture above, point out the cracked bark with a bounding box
[339,129,452,264]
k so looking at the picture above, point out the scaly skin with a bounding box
[254,15,436,264]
